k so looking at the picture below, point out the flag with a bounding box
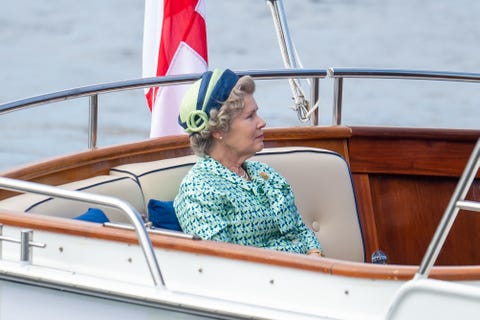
[143,0,208,137]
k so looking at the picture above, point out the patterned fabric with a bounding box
[174,156,322,254]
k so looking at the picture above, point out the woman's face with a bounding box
[221,94,266,159]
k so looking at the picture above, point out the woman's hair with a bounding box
[190,75,255,156]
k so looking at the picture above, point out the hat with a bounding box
[178,68,239,134]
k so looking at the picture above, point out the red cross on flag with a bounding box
[143,0,208,137]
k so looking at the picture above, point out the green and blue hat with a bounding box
[178,68,239,134]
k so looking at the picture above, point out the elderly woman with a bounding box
[174,68,324,256]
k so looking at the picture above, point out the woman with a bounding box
[174,68,324,257]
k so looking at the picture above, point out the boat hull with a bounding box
[1,126,480,319]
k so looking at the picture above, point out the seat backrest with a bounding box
[111,147,365,262]
[253,147,364,262]
[110,155,198,207]
[0,175,146,224]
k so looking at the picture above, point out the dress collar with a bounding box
[200,156,259,189]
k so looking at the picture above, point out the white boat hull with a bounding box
[0,224,408,320]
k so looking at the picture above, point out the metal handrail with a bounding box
[327,67,480,125]
[0,69,327,149]
[416,138,480,279]
[327,67,480,82]
[4,67,480,117]
[0,69,327,114]
[0,177,164,288]
[3,67,480,147]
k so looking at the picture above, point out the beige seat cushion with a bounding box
[110,155,198,207]
[0,175,145,224]
[253,147,364,262]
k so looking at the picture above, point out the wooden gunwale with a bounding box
[2,126,480,276]
[349,126,480,177]
[0,210,478,282]
[0,126,352,200]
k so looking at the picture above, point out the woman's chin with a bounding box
[255,141,265,152]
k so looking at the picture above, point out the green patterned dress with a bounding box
[174,156,322,254]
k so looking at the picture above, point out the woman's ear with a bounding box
[211,131,223,140]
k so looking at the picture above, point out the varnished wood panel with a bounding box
[347,127,480,265]
[263,126,351,159]
[368,175,480,265]
[349,127,480,177]
[352,174,379,262]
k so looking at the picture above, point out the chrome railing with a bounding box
[0,69,327,149]
[2,67,480,150]
[327,67,480,125]
[0,177,165,288]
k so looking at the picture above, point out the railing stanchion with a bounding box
[88,95,98,149]
[333,77,343,125]
[310,77,320,126]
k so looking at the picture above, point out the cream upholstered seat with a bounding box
[0,175,145,224]
[110,155,198,209]
[253,147,364,262]
[0,148,364,261]
[111,147,365,262]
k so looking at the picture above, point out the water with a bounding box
[1,0,480,171]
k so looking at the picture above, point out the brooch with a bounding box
[260,171,269,180]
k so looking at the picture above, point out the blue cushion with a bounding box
[148,199,182,231]
[74,208,110,223]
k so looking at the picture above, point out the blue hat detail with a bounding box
[178,69,239,133]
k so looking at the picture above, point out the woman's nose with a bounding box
[258,115,266,129]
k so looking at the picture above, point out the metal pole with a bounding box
[416,139,480,278]
[310,77,320,125]
[20,230,33,263]
[333,78,343,125]
[88,95,98,149]
[266,0,297,69]
[266,0,312,122]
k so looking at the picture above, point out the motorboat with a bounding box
[1,1,479,319]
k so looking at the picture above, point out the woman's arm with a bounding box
[174,181,232,241]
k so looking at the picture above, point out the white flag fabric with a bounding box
[143,0,208,137]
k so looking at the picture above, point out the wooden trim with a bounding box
[0,126,353,200]
[349,128,480,177]
[352,173,379,262]
[350,126,480,141]
[263,126,352,158]
[1,135,192,181]
[264,126,352,140]
[0,135,192,200]
[2,211,480,282]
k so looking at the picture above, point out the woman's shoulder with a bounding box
[246,159,280,175]
[181,157,226,186]
[186,156,216,174]
[246,160,289,184]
